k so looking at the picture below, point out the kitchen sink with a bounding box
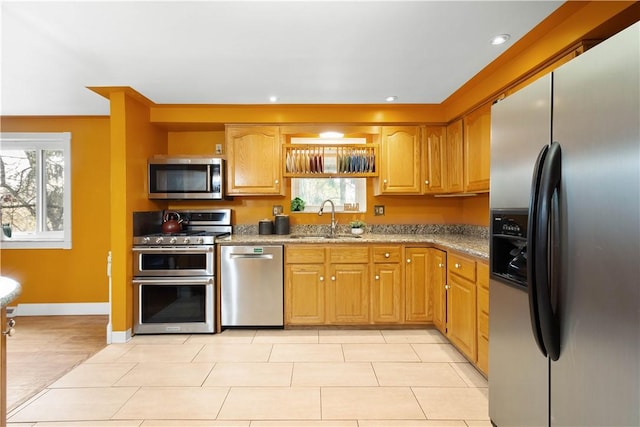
[289,234,362,239]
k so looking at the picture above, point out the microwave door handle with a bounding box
[207,164,212,192]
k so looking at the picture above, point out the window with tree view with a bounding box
[0,133,71,249]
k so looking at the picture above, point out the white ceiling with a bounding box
[1,1,563,116]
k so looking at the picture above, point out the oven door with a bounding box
[132,246,214,276]
[132,277,215,334]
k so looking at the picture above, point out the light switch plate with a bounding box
[374,205,385,216]
[215,144,223,154]
[272,205,283,216]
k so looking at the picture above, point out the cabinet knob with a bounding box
[331,276,336,281]
[384,252,390,258]
[319,276,324,282]
[425,180,429,185]
[406,259,412,263]
[445,284,451,290]
[438,263,444,268]
[383,179,388,188]
[3,318,16,337]
[275,179,279,185]
[375,275,380,280]
[455,263,461,269]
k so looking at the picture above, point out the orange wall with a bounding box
[0,116,111,305]
[108,90,167,332]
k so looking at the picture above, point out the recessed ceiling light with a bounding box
[386,96,398,102]
[490,34,511,45]
[269,96,278,102]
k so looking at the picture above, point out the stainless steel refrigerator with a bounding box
[489,22,639,426]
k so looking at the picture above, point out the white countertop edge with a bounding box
[0,276,22,308]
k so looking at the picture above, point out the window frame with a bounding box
[290,177,367,213]
[0,132,72,249]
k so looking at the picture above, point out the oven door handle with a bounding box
[132,277,214,285]
[132,246,213,253]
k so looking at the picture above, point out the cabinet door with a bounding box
[372,263,402,323]
[429,248,447,334]
[405,248,431,323]
[285,264,325,325]
[464,104,491,192]
[377,126,422,194]
[422,126,447,194]
[476,261,490,375]
[327,264,369,324]
[226,126,283,195]
[445,119,464,193]
[447,275,477,361]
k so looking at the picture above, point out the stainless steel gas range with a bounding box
[132,209,231,334]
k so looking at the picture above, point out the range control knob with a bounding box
[142,237,150,244]
[155,237,163,244]
[197,237,204,244]
[169,237,177,244]
[183,237,191,244]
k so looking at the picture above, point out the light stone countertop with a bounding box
[0,276,21,308]
[217,233,489,260]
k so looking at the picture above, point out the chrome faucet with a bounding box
[318,199,338,236]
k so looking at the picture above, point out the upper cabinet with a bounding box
[463,104,491,192]
[422,126,447,194]
[226,125,283,196]
[375,126,422,195]
[445,119,464,193]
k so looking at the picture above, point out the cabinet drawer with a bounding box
[285,246,325,264]
[448,253,476,282]
[477,261,489,290]
[372,246,401,263]
[329,246,369,264]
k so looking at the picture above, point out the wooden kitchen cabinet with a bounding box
[327,247,370,324]
[371,246,403,324]
[447,252,477,361]
[404,247,432,323]
[463,104,491,192]
[285,246,326,324]
[445,119,464,193]
[226,125,283,195]
[285,245,369,325]
[429,248,447,334]
[376,126,422,195]
[422,126,447,194]
[476,261,490,375]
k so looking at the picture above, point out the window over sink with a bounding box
[289,137,367,213]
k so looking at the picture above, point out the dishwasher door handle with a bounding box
[228,253,274,260]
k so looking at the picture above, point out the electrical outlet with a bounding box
[374,205,385,216]
[215,144,223,154]
[272,205,283,216]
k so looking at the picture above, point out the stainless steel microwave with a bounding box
[148,157,224,200]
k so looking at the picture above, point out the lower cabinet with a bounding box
[285,243,489,376]
[285,245,370,325]
[371,246,403,323]
[285,246,326,325]
[447,252,477,362]
[476,261,490,375]
[429,248,448,334]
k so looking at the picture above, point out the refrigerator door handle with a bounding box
[535,141,562,361]
[527,144,549,357]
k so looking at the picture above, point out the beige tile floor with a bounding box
[7,328,490,427]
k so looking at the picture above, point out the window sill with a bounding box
[0,238,71,250]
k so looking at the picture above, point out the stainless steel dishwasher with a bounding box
[220,245,284,327]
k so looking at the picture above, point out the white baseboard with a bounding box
[110,329,132,344]
[15,302,110,316]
